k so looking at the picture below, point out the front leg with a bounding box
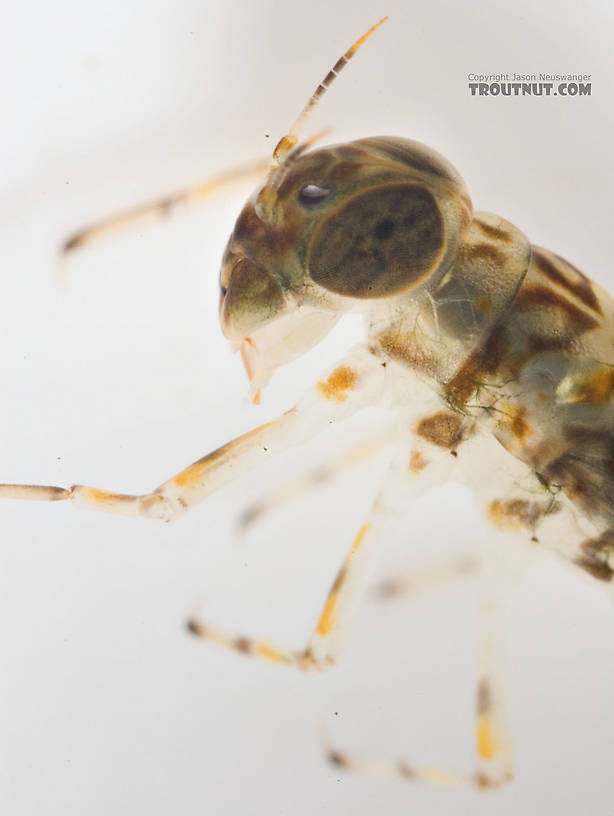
[0,346,386,521]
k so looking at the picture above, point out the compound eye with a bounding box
[308,183,445,298]
[298,184,332,208]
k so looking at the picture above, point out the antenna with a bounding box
[269,16,388,169]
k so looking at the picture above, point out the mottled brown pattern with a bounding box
[328,159,365,185]
[533,246,602,316]
[231,203,265,246]
[415,411,463,448]
[474,295,493,317]
[575,555,614,581]
[409,450,428,473]
[544,432,614,525]
[276,142,364,200]
[473,218,513,244]
[234,200,301,258]
[575,530,614,581]
[376,331,439,377]
[508,405,531,441]
[459,192,474,218]
[446,359,481,405]
[446,243,605,414]
[515,285,599,336]
[488,498,542,531]
[564,366,614,404]
[462,242,508,268]
[446,325,508,404]
[356,137,465,186]
[309,184,444,298]
[488,323,526,374]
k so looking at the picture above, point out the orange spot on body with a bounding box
[488,498,540,531]
[409,450,428,473]
[500,402,532,443]
[317,366,357,402]
[476,716,498,761]
[511,412,530,441]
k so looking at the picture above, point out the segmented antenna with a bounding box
[270,16,388,169]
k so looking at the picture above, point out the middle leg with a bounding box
[187,432,462,669]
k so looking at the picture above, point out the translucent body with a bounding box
[2,131,612,793]
[221,136,614,558]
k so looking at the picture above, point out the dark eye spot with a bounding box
[374,219,395,240]
[298,184,332,208]
[220,283,228,296]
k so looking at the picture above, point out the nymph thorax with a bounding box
[371,222,614,525]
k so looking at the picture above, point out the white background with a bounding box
[2,0,614,813]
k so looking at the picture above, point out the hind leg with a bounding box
[322,523,518,790]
